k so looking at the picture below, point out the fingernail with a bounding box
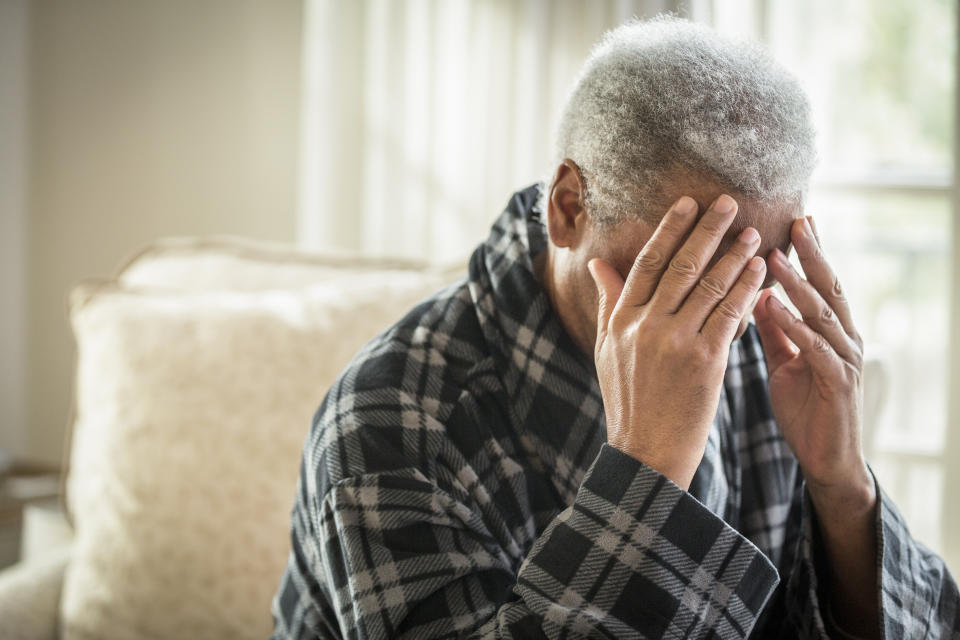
[768,295,785,309]
[801,217,814,238]
[739,227,760,244]
[675,196,697,215]
[747,256,764,272]
[713,194,736,214]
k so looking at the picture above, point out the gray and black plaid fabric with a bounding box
[271,185,959,639]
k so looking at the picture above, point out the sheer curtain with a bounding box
[703,0,959,572]
[297,0,683,262]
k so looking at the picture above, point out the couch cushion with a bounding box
[62,248,459,640]
[115,235,459,292]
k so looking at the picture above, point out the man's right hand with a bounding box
[587,194,767,490]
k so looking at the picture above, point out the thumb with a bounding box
[587,258,624,344]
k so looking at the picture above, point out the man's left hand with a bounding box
[753,215,881,637]
[753,215,874,507]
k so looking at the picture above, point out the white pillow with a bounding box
[62,265,455,640]
[115,235,461,292]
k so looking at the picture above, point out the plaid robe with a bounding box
[272,185,959,639]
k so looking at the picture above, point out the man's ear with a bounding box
[547,159,588,248]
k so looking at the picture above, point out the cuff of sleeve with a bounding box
[517,443,779,639]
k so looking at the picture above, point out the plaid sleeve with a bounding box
[783,471,960,639]
[273,443,780,639]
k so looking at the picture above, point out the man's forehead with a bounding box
[697,194,801,248]
[658,172,802,236]
[725,213,792,246]
[706,197,800,288]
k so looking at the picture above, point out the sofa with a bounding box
[0,236,889,640]
[0,237,463,640]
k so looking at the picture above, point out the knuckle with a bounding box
[715,299,742,321]
[819,304,837,325]
[697,275,727,299]
[801,245,825,264]
[831,276,845,299]
[658,217,687,237]
[813,334,831,353]
[697,215,726,235]
[635,248,665,271]
[669,252,700,278]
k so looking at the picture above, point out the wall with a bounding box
[0,0,30,462]
[26,0,303,465]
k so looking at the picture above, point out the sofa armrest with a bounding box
[0,545,71,640]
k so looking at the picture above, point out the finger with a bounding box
[767,247,861,366]
[650,194,739,313]
[588,258,625,347]
[764,294,844,378]
[792,216,858,341]
[753,289,798,373]
[618,195,699,308]
[806,214,823,246]
[700,255,766,346]
[677,226,761,329]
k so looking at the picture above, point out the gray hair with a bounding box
[541,15,817,226]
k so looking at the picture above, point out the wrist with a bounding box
[612,439,706,491]
[806,462,881,638]
[806,462,876,529]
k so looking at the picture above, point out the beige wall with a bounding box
[0,0,30,462]
[26,0,303,465]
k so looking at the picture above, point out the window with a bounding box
[703,0,957,568]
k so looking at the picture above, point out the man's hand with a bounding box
[754,216,880,637]
[754,217,874,503]
[587,194,766,490]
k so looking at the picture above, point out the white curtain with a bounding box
[298,0,684,262]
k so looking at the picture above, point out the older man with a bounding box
[272,17,958,639]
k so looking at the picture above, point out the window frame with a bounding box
[945,0,960,573]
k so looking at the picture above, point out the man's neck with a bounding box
[533,245,597,361]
